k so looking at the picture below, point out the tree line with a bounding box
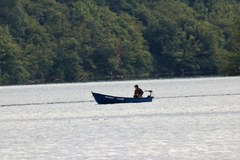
[0,0,240,85]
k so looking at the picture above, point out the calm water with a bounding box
[0,77,240,160]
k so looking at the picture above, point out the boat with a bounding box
[92,91,153,104]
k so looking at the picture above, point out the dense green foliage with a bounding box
[0,0,240,85]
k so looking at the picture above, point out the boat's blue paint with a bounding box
[92,92,153,104]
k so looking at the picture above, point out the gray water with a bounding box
[0,77,240,160]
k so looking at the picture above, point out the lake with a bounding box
[0,77,240,160]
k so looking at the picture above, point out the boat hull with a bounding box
[92,92,153,104]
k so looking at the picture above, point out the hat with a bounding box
[134,85,138,87]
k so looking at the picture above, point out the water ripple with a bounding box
[1,93,239,107]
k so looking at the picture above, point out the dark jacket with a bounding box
[134,87,144,98]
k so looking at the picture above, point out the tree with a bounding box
[1,0,240,85]
[69,0,153,80]
[0,26,29,85]
[139,0,221,76]
[209,0,240,76]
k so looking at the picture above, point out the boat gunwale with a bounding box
[91,91,153,100]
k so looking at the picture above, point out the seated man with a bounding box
[134,85,144,98]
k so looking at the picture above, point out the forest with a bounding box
[0,0,240,85]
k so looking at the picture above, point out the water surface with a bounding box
[0,77,240,159]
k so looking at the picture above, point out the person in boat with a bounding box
[134,85,144,98]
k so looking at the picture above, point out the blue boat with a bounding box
[92,91,153,104]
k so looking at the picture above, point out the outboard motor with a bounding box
[145,90,153,97]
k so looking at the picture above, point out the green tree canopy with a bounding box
[0,0,240,85]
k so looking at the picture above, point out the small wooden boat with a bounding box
[92,91,153,104]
